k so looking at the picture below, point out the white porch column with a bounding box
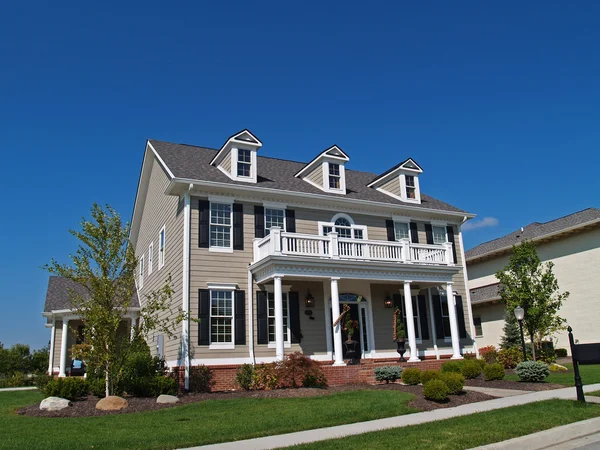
[59,318,69,377]
[403,282,420,362]
[446,282,463,359]
[274,276,285,361]
[330,277,345,366]
[323,280,333,358]
[48,318,56,375]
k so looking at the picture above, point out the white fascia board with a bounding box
[210,130,263,166]
[206,282,238,290]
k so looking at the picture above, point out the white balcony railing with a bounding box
[253,227,454,266]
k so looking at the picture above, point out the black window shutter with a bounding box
[198,200,210,248]
[234,290,246,345]
[393,293,408,330]
[455,295,467,339]
[285,209,296,233]
[254,206,265,239]
[425,223,434,245]
[410,222,419,244]
[385,220,395,241]
[432,294,444,340]
[198,289,210,345]
[418,295,429,340]
[289,291,301,343]
[257,291,268,345]
[446,225,457,263]
[233,203,244,250]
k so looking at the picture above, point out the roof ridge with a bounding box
[536,207,600,226]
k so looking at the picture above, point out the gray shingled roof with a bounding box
[470,283,501,305]
[466,208,600,262]
[149,140,468,214]
[44,276,139,312]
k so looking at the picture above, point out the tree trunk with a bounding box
[530,333,536,361]
[105,361,110,397]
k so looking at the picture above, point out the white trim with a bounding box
[265,207,287,234]
[208,200,234,251]
[459,223,479,358]
[139,255,145,289]
[261,284,293,293]
[294,145,349,179]
[167,353,332,367]
[208,195,235,204]
[230,147,258,184]
[147,141,175,178]
[322,160,347,195]
[47,319,56,375]
[208,288,235,349]
[267,291,291,347]
[158,225,166,270]
[209,129,262,166]
[430,220,448,227]
[148,242,154,276]
[208,247,234,253]
[248,269,255,363]
[182,191,191,389]
[367,158,423,188]
[428,288,440,359]
[330,213,355,225]
[206,282,237,290]
[263,201,287,209]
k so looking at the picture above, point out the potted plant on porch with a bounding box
[343,311,360,365]
[393,307,407,362]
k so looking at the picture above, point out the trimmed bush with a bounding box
[461,360,483,379]
[479,345,498,364]
[236,364,254,390]
[402,368,421,385]
[124,376,158,397]
[423,379,449,402]
[475,359,486,370]
[87,376,106,398]
[497,347,524,369]
[302,371,328,388]
[44,377,88,400]
[277,352,327,389]
[516,361,550,382]
[156,376,177,395]
[419,370,440,385]
[251,364,279,390]
[189,365,214,393]
[374,366,403,384]
[441,361,463,373]
[484,363,505,381]
[440,372,465,394]
[555,348,568,358]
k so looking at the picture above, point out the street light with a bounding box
[514,306,527,361]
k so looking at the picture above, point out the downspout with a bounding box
[248,267,255,365]
[182,185,192,390]
[460,216,479,358]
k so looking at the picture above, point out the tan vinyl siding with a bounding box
[295,208,388,241]
[221,153,232,174]
[380,177,401,197]
[135,157,184,362]
[304,165,323,187]
[52,321,63,370]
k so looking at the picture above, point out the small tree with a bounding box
[496,240,569,361]
[45,203,183,396]
[500,310,522,350]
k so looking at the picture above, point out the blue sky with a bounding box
[1,2,598,349]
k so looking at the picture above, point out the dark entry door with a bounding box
[331,303,361,359]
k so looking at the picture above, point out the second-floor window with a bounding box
[329,163,341,189]
[210,202,232,248]
[237,149,251,177]
[432,226,447,244]
[321,215,366,240]
[148,243,153,275]
[265,208,285,234]
[139,255,144,289]
[158,227,165,269]
[394,222,410,241]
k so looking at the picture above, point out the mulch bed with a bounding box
[465,374,564,391]
[17,383,495,418]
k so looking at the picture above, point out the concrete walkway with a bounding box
[0,386,37,392]
[182,383,600,450]
[464,385,531,397]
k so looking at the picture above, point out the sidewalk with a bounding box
[182,383,600,450]
[0,386,37,392]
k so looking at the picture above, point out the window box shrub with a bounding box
[483,363,505,381]
[515,361,550,382]
[423,379,449,402]
[402,368,421,385]
[374,366,402,384]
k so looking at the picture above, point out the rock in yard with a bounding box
[550,363,568,372]
[96,396,129,411]
[157,394,179,404]
[40,397,72,411]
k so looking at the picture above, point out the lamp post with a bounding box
[514,306,527,361]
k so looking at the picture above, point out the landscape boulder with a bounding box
[40,397,72,411]
[157,394,179,404]
[96,396,128,411]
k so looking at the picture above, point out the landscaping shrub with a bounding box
[419,370,440,385]
[302,371,327,388]
[34,374,53,391]
[156,375,177,395]
[516,361,550,382]
[120,336,169,396]
[461,360,483,379]
[402,368,421,385]
[441,361,463,373]
[236,364,254,390]
[555,348,568,358]
[44,377,88,400]
[277,352,327,389]
[440,372,465,394]
[423,379,449,402]
[125,376,158,397]
[550,363,568,372]
[189,365,214,393]
[497,347,524,369]
[251,364,279,390]
[537,347,557,364]
[4,373,30,388]
[484,363,505,381]
[374,366,403,384]
[463,352,477,360]
[479,345,498,364]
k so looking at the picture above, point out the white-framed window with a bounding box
[400,172,421,203]
[237,149,251,177]
[210,290,234,347]
[439,291,452,339]
[210,202,232,249]
[394,222,410,241]
[328,163,341,189]
[148,243,154,275]
[474,317,483,337]
[265,208,285,234]
[432,225,447,244]
[139,255,144,289]
[320,214,367,240]
[158,226,165,269]
[267,292,290,345]
[405,175,416,199]
[401,295,422,340]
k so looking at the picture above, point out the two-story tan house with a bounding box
[45,129,478,388]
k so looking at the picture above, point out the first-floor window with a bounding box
[439,292,452,338]
[394,222,410,240]
[268,292,289,343]
[474,317,483,337]
[402,295,421,340]
[210,290,233,344]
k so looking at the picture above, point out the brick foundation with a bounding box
[172,356,449,393]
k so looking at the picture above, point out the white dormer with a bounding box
[295,145,350,195]
[367,158,423,204]
[210,129,262,183]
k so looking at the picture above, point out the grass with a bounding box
[0,389,417,449]
[504,363,600,386]
[292,399,600,449]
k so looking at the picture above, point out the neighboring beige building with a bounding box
[466,208,600,351]
[44,129,479,387]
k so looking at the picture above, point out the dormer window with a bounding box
[368,158,423,204]
[210,129,261,184]
[405,175,416,199]
[329,163,341,189]
[295,145,349,195]
[237,149,251,177]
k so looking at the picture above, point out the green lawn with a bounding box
[0,389,417,449]
[292,399,600,450]
[503,363,600,386]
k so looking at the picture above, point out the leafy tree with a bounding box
[45,203,183,397]
[496,240,569,361]
[31,346,50,375]
[500,310,522,350]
